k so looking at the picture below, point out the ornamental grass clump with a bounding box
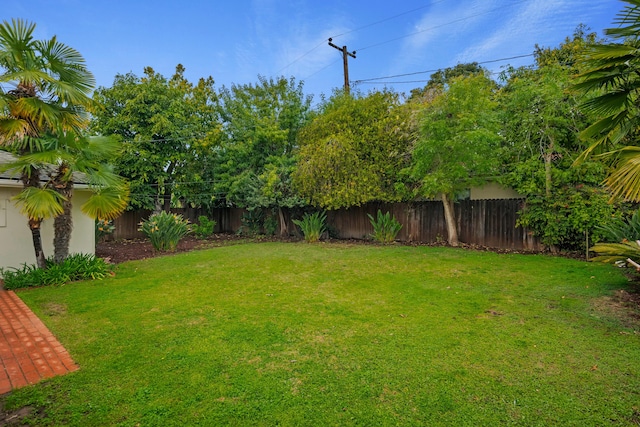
[368,209,403,244]
[0,254,113,290]
[139,211,190,252]
[293,211,327,243]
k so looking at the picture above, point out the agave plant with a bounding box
[368,210,402,244]
[293,211,327,243]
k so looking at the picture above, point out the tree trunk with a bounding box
[162,184,172,212]
[543,132,554,198]
[441,193,459,247]
[29,218,47,269]
[53,181,73,264]
[22,164,48,269]
[278,207,288,237]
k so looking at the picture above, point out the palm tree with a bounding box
[0,19,95,268]
[43,133,129,263]
[575,0,640,201]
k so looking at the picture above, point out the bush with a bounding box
[139,211,191,252]
[192,215,216,240]
[0,254,113,290]
[368,210,402,244]
[293,211,327,243]
[598,210,640,243]
[96,218,115,241]
[237,209,264,236]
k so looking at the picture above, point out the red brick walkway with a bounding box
[0,289,78,395]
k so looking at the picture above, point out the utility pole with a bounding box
[328,38,356,94]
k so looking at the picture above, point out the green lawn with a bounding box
[4,242,640,426]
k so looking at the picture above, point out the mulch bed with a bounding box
[95,234,249,264]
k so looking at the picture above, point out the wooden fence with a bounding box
[112,199,541,250]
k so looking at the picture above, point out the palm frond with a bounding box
[81,184,130,220]
[603,146,640,201]
[12,186,65,220]
[608,0,640,38]
[580,90,633,117]
[591,240,640,265]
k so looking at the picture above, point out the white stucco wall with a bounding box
[0,182,95,273]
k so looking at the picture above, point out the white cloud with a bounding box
[455,0,567,63]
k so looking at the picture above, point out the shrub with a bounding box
[368,210,402,244]
[0,254,113,290]
[192,215,216,240]
[293,211,327,243]
[139,211,190,252]
[237,209,264,236]
[96,218,115,241]
[598,210,640,243]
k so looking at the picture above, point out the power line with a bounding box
[353,53,535,85]
[353,0,528,52]
[330,2,444,40]
[278,2,441,76]
[275,40,327,76]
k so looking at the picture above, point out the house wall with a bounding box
[0,183,95,273]
[470,182,522,200]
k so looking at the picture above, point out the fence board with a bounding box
[112,199,540,251]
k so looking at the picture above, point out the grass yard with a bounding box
[3,242,640,426]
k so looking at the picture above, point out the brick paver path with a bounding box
[0,289,78,394]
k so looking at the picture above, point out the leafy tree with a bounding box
[500,29,623,251]
[214,76,311,234]
[0,19,94,268]
[91,65,218,211]
[294,90,414,210]
[575,0,640,201]
[411,74,502,246]
[409,62,485,102]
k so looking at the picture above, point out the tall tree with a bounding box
[91,65,217,211]
[46,133,129,262]
[2,135,129,263]
[499,28,622,251]
[294,90,414,210]
[575,0,640,201]
[214,76,312,234]
[0,19,94,268]
[411,74,502,246]
[409,62,485,103]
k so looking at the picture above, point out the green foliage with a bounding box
[516,183,618,250]
[0,19,96,268]
[191,215,216,239]
[411,73,502,198]
[263,211,278,236]
[237,209,265,236]
[574,1,640,202]
[294,90,414,209]
[597,209,640,242]
[0,254,112,290]
[91,65,217,210]
[591,240,640,266]
[409,62,486,101]
[95,219,115,241]
[367,210,402,244]
[293,211,327,243]
[498,32,624,251]
[214,76,312,210]
[139,211,190,252]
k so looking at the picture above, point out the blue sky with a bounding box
[3,0,622,100]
